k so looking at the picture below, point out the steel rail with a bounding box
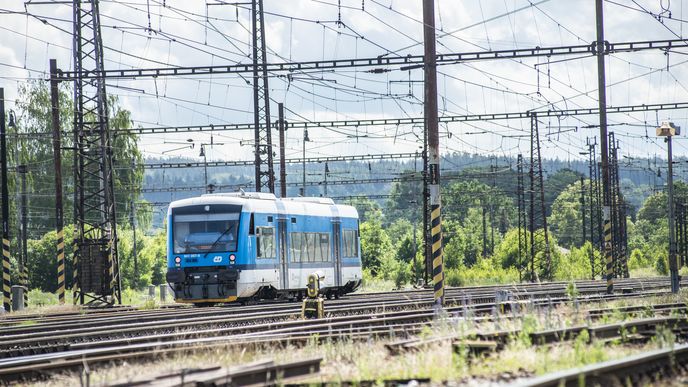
[518,343,688,387]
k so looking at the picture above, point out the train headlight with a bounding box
[174,256,181,266]
[229,254,236,264]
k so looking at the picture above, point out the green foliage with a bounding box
[23,226,75,292]
[655,251,669,275]
[9,81,147,235]
[20,224,166,292]
[442,180,515,228]
[384,180,422,224]
[548,181,587,249]
[443,219,483,268]
[359,210,394,275]
[554,243,594,281]
[376,254,412,288]
[627,248,654,271]
[543,168,584,216]
[637,181,688,224]
[492,229,521,270]
[447,256,519,286]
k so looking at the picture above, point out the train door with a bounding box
[278,218,289,289]
[332,221,342,287]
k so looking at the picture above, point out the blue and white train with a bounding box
[165,192,362,304]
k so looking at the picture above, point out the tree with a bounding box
[385,179,422,225]
[343,197,381,223]
[359,210,394,275]
[544,168,584,216]
[9,81,147,234]
[637,181,688,224]
[442,180,515,228]
[549,181,586,249]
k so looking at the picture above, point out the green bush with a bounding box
[628,248,654,271]
[554,243,594,281]
[655,252,669,275]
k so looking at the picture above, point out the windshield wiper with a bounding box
[203,225,234,258]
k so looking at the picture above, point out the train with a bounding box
[165,191,363,304]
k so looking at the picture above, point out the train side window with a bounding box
[257,227,275,259]
[318,233,330,262]
[290,232,303,262]
[343,229,358,257]
[249,213,255,235]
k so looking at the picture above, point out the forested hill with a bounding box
[142,152,679,229]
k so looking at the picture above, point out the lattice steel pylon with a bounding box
[587,137,605,278]
[72,0,121,304]
[528,113,552,282]
[251,0,275,193]
[516,154,528,282]
[608,132,628,278]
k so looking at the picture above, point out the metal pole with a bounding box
[423,0,443,307]
[18,165,28,307]
[580,177,587,246]
[50,60,66,305]
[423,126,429,285]
[278,103,287,198]
[667,135,679,293]
[595,0,614,294]
[0,88,11,312]
[131,199,138,287]
[302,129,307,196]
[482,201,488,257]
[324,162,329,197]
[202,146,208,194]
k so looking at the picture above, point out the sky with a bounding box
[1,0,688,174]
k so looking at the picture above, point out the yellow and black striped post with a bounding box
[1,239,9,312]
[72,243,79,305]
[108,240,115,297]
[0,88,11,312]
[423,0,444,307]
[431,205,443,303]
[22,264,28,307]
[56,229,65,304]
[603,207,614,294]
[50,59,66,305]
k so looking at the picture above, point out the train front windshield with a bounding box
[173,212,240,254]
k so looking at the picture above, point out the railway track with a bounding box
[519,343,688,386]
[0,277,682,383]
[0,278,677,359]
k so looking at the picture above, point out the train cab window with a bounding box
[257,227,275,259]
[343,229,359,258]
[249,213,255,235]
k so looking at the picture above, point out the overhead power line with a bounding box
[132,152,420,170]
[118,101,688,135]
[57,38,688,80]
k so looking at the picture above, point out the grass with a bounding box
[27,291,688,386]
